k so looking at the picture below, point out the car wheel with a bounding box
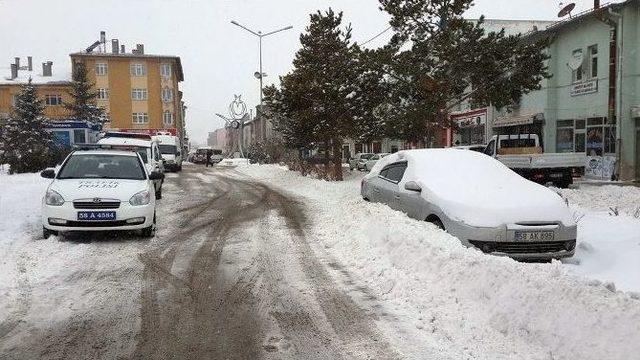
[141,214,156,238]
[426,216,445,230]
[177,165,182,172]
[42,227,58,239]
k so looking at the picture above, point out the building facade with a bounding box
[69,39,185,140]
[0,57,72,120]
[493,0,640,181]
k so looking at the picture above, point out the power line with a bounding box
[361,26,393,46]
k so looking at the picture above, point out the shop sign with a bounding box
[451,108,487,129]
[570,79,598,97]
[584,155,616,180]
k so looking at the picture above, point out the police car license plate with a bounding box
[77,211,116,221]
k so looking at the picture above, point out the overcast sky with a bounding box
[0,0,618,145]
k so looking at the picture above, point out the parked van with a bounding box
[153,133,183,172]
[97,132,165,199]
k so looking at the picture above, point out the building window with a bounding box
[588,45,598,78]
[130,63,147,76]
[556,118,615,156]
[44,94,63,106]
[556,120,575,153]
[96,63,108,76]
[132,112,149,124]
[162,88,173,102]
[572,49,583,83]
[97,88,109,100]
[161,64,172,78]
[73,129,86,144]
[131,88,148,101]
[163,111,173,125]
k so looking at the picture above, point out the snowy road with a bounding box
[1,164,639,360]
[0,166,404,359]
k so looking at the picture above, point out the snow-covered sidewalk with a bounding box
[555,185,640,292]
[237,164,640,360]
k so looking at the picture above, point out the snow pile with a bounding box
[238,164,640,360]
[371,149,574,227]
[554,184,640,292]
[217,158,250,167]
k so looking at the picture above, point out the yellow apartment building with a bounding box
[70,43,185,139]
[0,58,73,120]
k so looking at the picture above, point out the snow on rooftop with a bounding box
[0,66,71,86]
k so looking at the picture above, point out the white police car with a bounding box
[40,147,164,239]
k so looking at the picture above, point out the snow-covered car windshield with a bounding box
[159,145,177,155]
[57,154,146,180]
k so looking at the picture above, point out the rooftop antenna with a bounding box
[558,2,576,18]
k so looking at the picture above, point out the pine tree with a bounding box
[65,62,106,124]
[377,0,550,144]
[0,79,56,174]
[264,9,363,180]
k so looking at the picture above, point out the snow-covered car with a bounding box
[361,149,577,260]
[40,149,164,239]
[364,153,390,172]
[349,153,374,171]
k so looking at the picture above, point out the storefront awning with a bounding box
[493,112,542,127]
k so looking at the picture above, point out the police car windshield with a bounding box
[58,154,147,180]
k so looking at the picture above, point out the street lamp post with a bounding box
[230,20,293,106]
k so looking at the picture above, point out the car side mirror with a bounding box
[40,169,56,179]
[404,181,422,192]
[149,171,165,180]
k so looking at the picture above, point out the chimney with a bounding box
[111,39,119,54]
[120,44,125,54]
[100,31,106,50]
[10,63,18,79]
[42,61,53,77]
[136,44,144,55]
[27,56,33,71]
[14,57,20,69]
[594,0,600,9]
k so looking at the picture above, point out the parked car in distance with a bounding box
[154,134,183,172]
[349,153,374,171]
[193,146,212,164]
[483,134,585,188]
[454,144,486,152]
[40,148,163,239]
[97,132,165,199]
[211,149,224,164]
[364,153,390,171]
[361,149,577,260]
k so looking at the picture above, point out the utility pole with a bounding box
[230,20,293,106]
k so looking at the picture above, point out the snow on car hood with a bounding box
[368,149,575,228]
[49,179,149,202]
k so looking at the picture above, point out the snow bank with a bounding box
[555,184,640,292]
[238,164,640,360]
[217,158,250,167]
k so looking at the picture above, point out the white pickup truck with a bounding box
[483,134,585,188]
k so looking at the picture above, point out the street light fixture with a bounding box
[230,20,293,106]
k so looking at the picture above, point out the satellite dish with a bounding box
[568,49,583,70]
[558,3,576,18]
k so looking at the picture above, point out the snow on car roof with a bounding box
[72,150,139,157]
[98,137,152,148]
[369,149,573,227]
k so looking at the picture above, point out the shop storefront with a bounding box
[44,120,102,148]
[450,108,488,146]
